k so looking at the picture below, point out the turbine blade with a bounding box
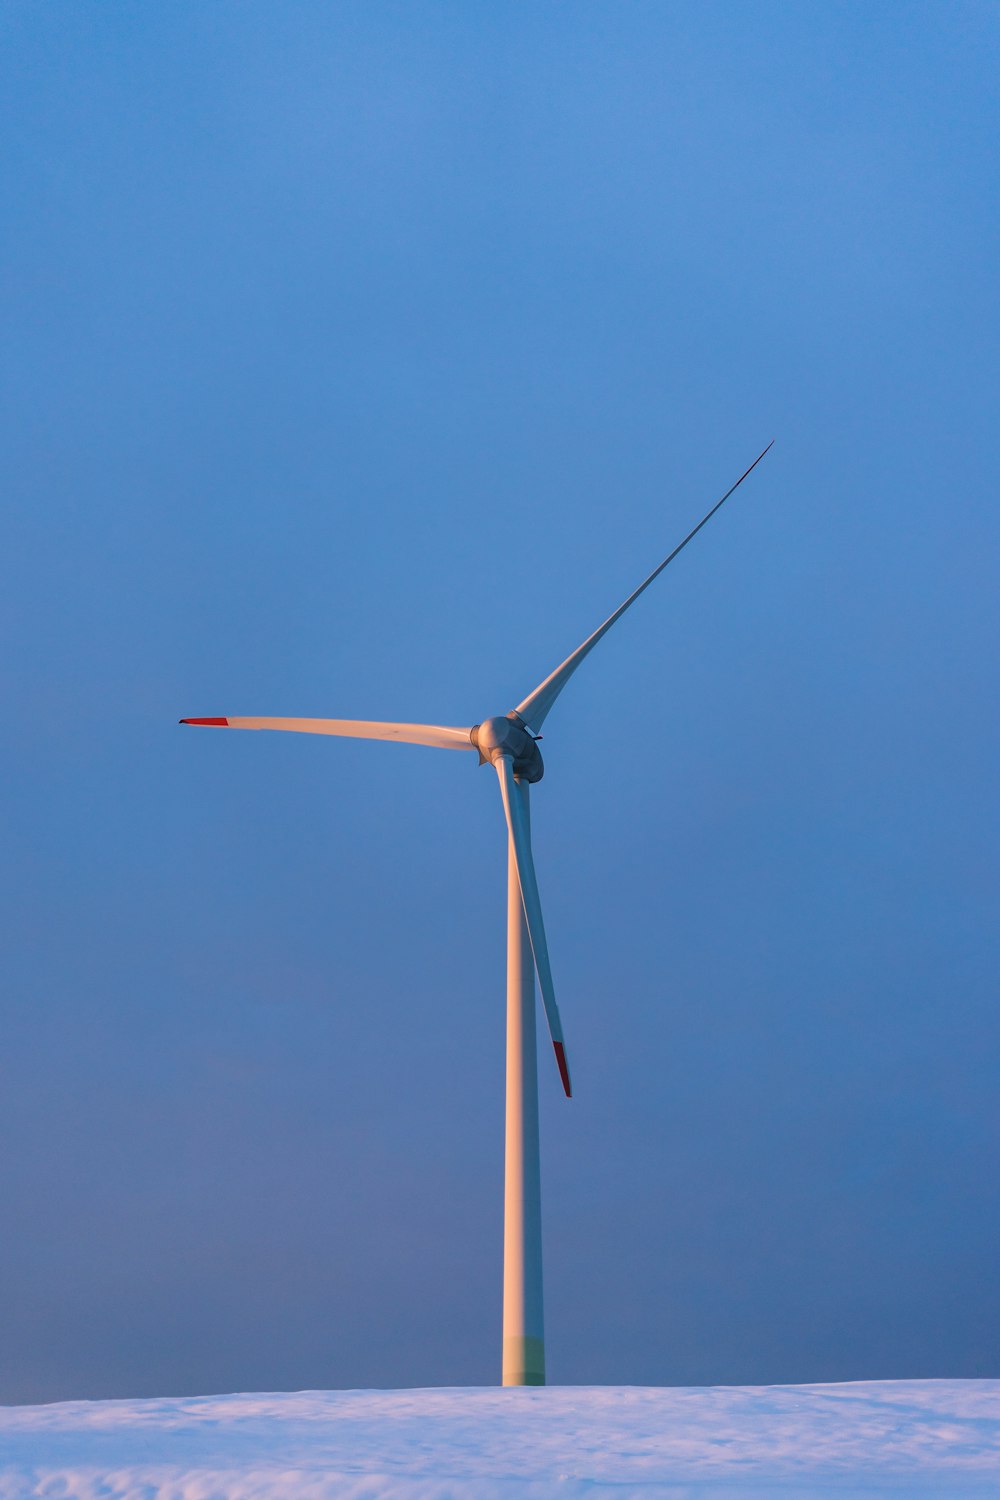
[495,754,571,1097]
[515,441,774,731]
[179,717,475,751]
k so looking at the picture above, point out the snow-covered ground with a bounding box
[1,1381,998,1498]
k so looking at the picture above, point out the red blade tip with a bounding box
[554,1041,572,1098]
[179,717,229,726]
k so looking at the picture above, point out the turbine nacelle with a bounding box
[471,713,544,783]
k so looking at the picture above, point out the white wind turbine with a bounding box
[181,442,772,1387]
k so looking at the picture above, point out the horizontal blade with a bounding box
[495,754,571,1097]
[179,717,475,751]
[515,441,774,731]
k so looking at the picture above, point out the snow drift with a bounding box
[1,1380,998,1498]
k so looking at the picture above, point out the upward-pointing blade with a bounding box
[495,754,571,1098]
[179,717,476,751]
[515,441,774,732]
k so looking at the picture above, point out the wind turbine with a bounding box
[181,441,772,1387]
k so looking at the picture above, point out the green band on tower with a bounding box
[502,1335,545,1386]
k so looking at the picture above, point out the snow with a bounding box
[0,1381,997,1498]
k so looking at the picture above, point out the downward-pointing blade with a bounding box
[495,755,572,1098]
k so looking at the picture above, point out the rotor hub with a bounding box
[471,713,544,783]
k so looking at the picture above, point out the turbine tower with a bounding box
[181,442,772,1387]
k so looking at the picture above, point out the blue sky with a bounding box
[2,1,998,1401]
